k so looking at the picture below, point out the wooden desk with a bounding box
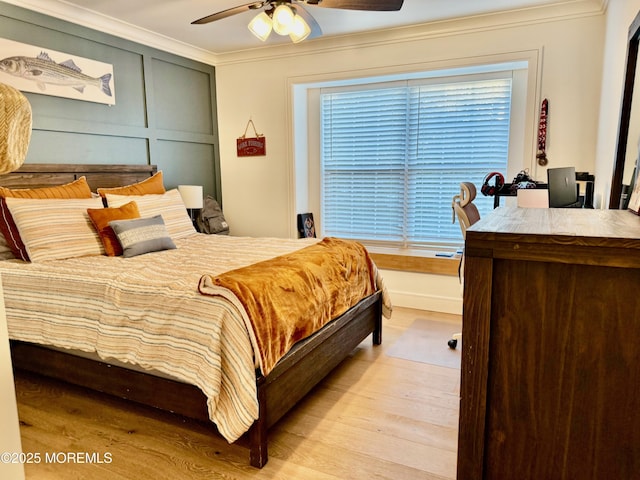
[457,207,640,479]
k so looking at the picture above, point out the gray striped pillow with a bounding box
[105,189,196,240]
[109,215,176,258]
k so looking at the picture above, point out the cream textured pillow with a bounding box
[105,189,196,239]
[5,197,105,262]
[0,176,93,261]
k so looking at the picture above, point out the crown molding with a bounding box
[216,0,607,65]
[0,0,219,65]
[1,0,606,67]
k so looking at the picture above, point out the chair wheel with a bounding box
[448,339,458,349]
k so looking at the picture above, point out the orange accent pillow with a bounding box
[0,175,92,199]
[0,176,93,261]
[96,171,165,197]
[87,201,141,256]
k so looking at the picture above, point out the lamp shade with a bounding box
[248,11,272,41]
[0,83,32,174]
[289,14,311,43]
[178,185,203,209]
[272,4,295,35]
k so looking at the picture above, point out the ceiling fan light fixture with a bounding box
[289,14,311,43]
[248,11,273,41]
[272,4,295,35]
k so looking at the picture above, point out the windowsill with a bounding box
[367,246,461,276]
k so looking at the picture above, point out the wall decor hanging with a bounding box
[237,119,266,157]
[537,98,549,166]
[0,38,115,105]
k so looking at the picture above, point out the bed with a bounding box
[2,163,388,468]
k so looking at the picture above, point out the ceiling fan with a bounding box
[192,0,405,44]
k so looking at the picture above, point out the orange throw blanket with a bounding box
[198,237,377,376]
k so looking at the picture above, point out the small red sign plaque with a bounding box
[237,120,266,157]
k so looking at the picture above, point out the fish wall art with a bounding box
[0,38,115,105]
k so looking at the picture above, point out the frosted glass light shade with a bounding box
[178,185,203,209]
[248,11,272,41]
[272,4,295,35]
[289,14,311,43]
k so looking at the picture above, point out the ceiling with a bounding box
[6,0,586,57]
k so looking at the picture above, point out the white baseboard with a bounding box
[379,268,463,316]
[388,289,462,315]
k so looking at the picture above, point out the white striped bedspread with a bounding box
[2,233,332,443]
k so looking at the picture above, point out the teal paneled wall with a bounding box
[27,131,148,164]
[0,3,221,202]
[152,60,214,134]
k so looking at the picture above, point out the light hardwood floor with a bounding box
[14,307,461,479]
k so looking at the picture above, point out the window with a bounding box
[320,73,513,249]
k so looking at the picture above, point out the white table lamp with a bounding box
[178,185,204,226]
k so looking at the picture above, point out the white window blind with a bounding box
[320,76,512,248]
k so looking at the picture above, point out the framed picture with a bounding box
[297,213,316,238]
[0,38,115,105]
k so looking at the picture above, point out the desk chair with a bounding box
[449,182,481,349]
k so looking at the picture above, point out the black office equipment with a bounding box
[583,180,595,208]
[548,167,582,208]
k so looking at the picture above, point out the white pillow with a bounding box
[105,189,196,240]
[5,197,105,262]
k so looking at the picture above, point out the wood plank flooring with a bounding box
[13,307,461,479]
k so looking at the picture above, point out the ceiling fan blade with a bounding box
[305,0,404,11]
[192,2,267,25]
[295,5,323,39]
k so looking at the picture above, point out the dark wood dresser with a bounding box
[457,207,640,479]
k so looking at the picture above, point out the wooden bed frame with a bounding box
[3,164,383,468]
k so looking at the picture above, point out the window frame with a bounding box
[290,53,541,254]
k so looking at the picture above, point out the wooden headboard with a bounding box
[0,164,157,190]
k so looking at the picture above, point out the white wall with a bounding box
[595,0,640,206]
[215,2,607,313]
